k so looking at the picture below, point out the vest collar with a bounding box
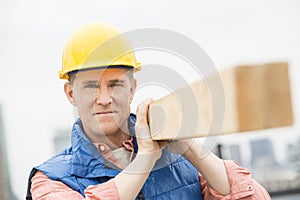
[70,114,137,178]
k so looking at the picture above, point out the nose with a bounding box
[95,86,112,106]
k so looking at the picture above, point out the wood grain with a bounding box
[149,62,294,140]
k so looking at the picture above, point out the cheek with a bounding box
[112,91,131,110]
[75,94,95,114]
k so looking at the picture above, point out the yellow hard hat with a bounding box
[59,22,141,80]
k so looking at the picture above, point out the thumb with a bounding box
[136,97,153,126]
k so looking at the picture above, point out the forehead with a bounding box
[73,68,131,81]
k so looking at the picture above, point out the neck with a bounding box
[97,130,131,150]
[84,122,131,150]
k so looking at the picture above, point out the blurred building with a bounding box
[229,144,242,165]
[250,138,278,167]
[250,138,300,195]
[0,105,17,200]
[250,139,278,182]
[287,137,300,175]
[53,129,71,154]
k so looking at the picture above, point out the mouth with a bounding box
[94,111,117,115]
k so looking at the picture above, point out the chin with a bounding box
[96,122,121,135]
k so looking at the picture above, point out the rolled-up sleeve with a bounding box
[85,180,119,200]
[31,171,120,200]
[200,160,271,200]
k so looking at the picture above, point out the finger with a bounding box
[136,98,153,125]
[135,124,151,139]
[157,140,169,149]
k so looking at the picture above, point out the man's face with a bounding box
[65,68,136,142]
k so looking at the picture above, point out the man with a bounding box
[26,22,271,199]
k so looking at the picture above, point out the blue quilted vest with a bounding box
[26,114,202,200]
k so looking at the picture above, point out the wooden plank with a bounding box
[149,62,293,140]
[264,62,294,128]
[235,65,265,131]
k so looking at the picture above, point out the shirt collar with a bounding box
[70,114,137,177]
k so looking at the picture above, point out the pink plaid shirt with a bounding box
[31,138,271,200]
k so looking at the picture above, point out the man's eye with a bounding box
[110,83,122,87]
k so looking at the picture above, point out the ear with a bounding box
[129,79,137,104]
[64,82,77,106]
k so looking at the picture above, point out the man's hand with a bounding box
[166,139,195,156]
[166,139,211,160]
[135,98,168,157]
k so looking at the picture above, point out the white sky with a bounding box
[0,0,299,199]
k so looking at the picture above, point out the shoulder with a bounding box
[30,171,84,199]
[35,147,73,180]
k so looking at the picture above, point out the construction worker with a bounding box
[26,22,271,200]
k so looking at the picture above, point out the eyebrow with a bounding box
[81,79,125,84]
[82,80,98,85]
[109,79,125,83]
